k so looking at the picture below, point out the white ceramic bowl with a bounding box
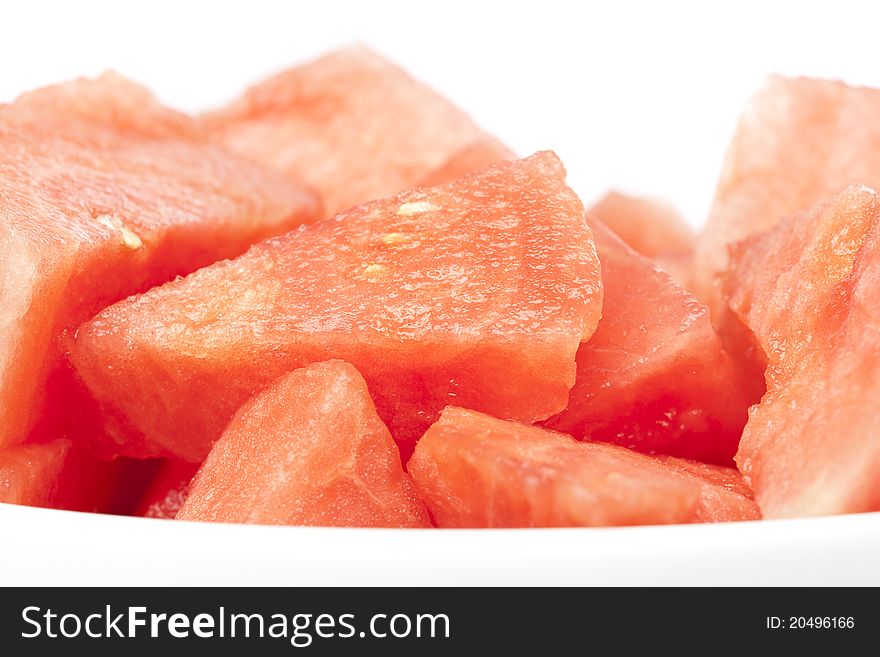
[2,503,878,586]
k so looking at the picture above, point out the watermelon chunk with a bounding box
[177,361,430,527]
[135,460,200,519]
[409,407,759,528]
[203,46,497,216]
[695,76,880,316]
[727,185,880,518]
[0,440,69,507]
[694,77,880,403]
[418,137,515,187]
[588,191,695,288]
[71,152,602,462]
[0,73,320,449]
[544,220,747,465]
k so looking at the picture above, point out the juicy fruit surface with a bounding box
[652,456,759,523]
[418,137,515,187]
[544,220,747,465]
[0,72,320,449]
[177,361,430,527]
[727,185,880,518]
[588,191,695,287]
[409,407,758,528]
[0,440,69,507]
[696,76,880,315]
[589,192,694,257]
[205,46,493,216]
[72,152,603,462]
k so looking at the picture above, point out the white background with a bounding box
[5,0,880,226]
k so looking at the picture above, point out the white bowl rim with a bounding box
[2,503,878,586]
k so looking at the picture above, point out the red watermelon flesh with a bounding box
[588,191,695,287]
[418,137,515,187]
[203,46,496,216]
[71,152,602,463]
[177,361,430,528]
[409,407,759,528]
[589,192,694,258]
[51,448,161,515]
[0,440,69,507]
[695,76,880,318]
[0,72,321,450]
[135,460,200,519]
[651,456,759,523]
[0,437,155,513]
[544,220,747,465]
[727,185,880,518]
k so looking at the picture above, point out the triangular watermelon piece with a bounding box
[693,76,880,405]
[544,220,748,465]
[588,191,694,288]
[70,152,603,462]
[0,73,320,449]
[409,407,759,528]
[177,361,430,527]
[695,75,880,316]
[0,440,69,507]
[727,185,880,518]
[203,46,500,216]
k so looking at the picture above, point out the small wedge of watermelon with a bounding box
[0,72,321,449]
[177,361,430,527]
[695,76,880,317]
[71,152,602,463]
[203,46,498,216]
[544,220,747,465]
[0,440,69,507]
[409,407,759,528]
[727,185,880,518]
[588,191,695,288]
[693,77,880,405]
